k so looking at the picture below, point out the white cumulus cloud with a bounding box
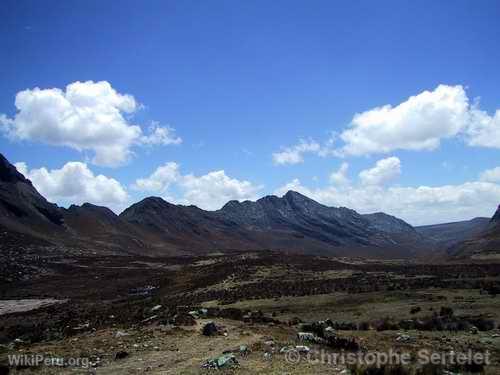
[466,108,500,149]
[359,156,401,186]
[15,161,129,212]
[337,85,500,156]
[139,122,182,146]
[273,85,500,164]
[329,162,350,186]
[275,158,500,225]
[339,85,470,156]
[132,162,180,192]
[272,139,321,165]
[480,166,500,183]
[272,134,337,166]
[133,163,262,210]
[1,81,181,167]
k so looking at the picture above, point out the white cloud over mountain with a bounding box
[12,156,500,225]
[272,139,321,165]
[358,156,401,186]
[329,162,350,186]
[339,85,470,155]
[466,108,500,149]
[1,81,181,167]
[4,81,500,224]
[275,157,500,225]
[340,84,500,156]
[274,85,500,159]
[133,163,262,210]
[15,161,129,211]
[480,166,500,183]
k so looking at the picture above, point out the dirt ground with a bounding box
[1,251,500,374]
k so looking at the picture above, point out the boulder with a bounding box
[202,321,220,336]
[151,305,162,312]
[202,354,238,369]
[114,351,129,360]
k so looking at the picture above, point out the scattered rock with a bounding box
[115,330,130,338]
[202,321,221,336]
[239,345,250,356]
[72,323,90,331]
[202,354,238,369]
[189,308,209,319]
[297,332,316,342]
[114,351,129,360]
[295,345,310,353]
[396,334,412,342]
[151,305,162,312]
[141,315,158,324]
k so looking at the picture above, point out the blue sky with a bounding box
[1,0,500,225]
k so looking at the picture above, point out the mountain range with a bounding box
[449,205,500,259]
[0,153,498,259]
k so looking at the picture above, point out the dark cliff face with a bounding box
[0,153,63,227]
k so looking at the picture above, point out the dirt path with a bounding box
[0,299,67,316]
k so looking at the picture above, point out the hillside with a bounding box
[0,153,427,258]
[450,206,500,259]
[416,217,490,249]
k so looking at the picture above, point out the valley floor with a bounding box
[1,251,500,374]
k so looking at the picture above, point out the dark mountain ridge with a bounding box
[0,152,495,259]
[117,191,426,257]
[416,217,491,249]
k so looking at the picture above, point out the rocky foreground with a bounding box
[1,252,500,374]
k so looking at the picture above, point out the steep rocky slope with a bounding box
[0,154,63,239]
[416,217,490,249]
[450,206,500,258]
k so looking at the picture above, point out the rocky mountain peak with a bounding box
[68,203,117,218]
[0,153,29,184]
[363,212,416,234]
[124,197,169,211]
[221,200,242,211]
[284,190,307,200]
[283,190,317,206]
[119,196,178,225]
